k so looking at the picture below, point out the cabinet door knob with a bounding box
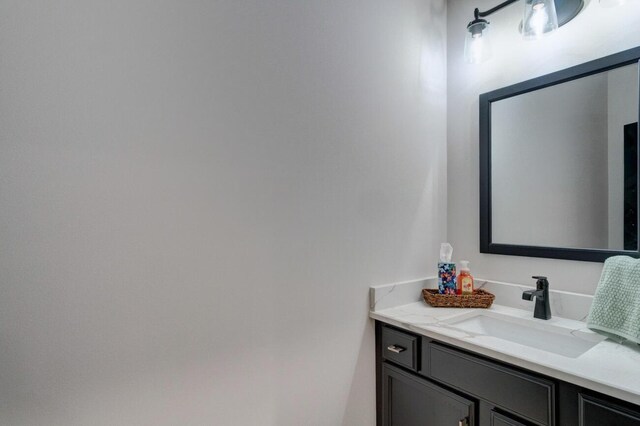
[386,345,405,354]
[458,417,468,426]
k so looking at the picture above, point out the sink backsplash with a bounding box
[370,277,594,322]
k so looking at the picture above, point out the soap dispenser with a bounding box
[457,260,474,295]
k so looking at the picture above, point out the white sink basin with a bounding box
[444,312,606,358]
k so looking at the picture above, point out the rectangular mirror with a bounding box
[480,47,640,262]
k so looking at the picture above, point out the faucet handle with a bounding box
[532,276,549,290]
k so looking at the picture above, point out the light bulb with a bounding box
[464,20,491,64]
[530,4,549,37]
[522,0,558,40]
[469,38,484,63]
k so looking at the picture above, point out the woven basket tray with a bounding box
[422,289,495,309]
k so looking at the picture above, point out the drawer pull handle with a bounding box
[458,417,468,426]
[386,345,406,354]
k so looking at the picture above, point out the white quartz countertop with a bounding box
[370,278,640,406]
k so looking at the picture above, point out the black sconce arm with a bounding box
[474,0,520,19]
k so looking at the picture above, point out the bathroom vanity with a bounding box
[370,279,640,426]
[372,45,640,425]
[376,324,640,425]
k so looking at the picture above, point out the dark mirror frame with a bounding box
[480,46,640,262]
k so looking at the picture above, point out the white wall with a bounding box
[0,1,447,425]
[447,0,640,295]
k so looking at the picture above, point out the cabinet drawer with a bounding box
[381,326,418,371]
[428,343,555,425]
[579,394,640,425]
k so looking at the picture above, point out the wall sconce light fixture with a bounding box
[464,0,584,63]
[599,0,628,7]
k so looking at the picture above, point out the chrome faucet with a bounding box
[522,276,552,320]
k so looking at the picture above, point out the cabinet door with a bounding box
[579,394,640,426]
[382,363,475,426]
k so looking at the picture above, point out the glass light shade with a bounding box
[599,0,626,7]
[522,0,559,40]
[464,21,491,64]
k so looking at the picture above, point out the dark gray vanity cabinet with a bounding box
[379,324,473,425]
[375,322,640,426]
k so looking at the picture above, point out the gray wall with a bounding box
[491,74,609,249]
[447,0,640,294]
[0,1,447,425]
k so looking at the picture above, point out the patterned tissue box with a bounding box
[438,262,457,294]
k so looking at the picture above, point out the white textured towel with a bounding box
[587,256,640,344]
